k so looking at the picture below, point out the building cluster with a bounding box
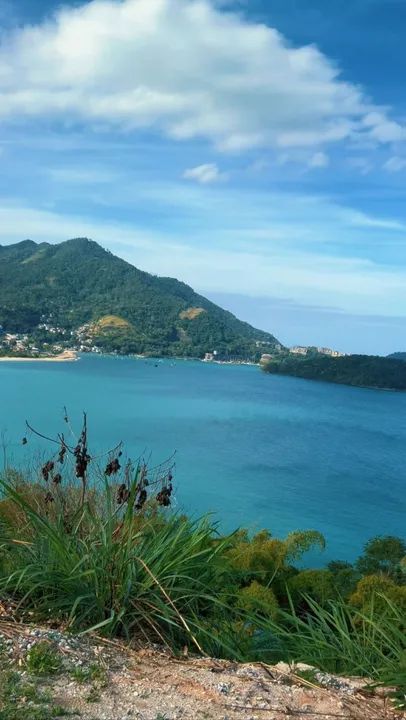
[0,318,78,356]
[316,346,346,358]
[74,324,102,353]
[203,351,220,362]
[289,346,346,357]
[289,346,308,356]
[0,331,39,354]
[37,322,68,335]
[0,317,104,356]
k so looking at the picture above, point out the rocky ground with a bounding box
[0,620,403,720]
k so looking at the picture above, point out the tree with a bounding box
[356,536,406,581]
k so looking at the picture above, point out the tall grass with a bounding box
[0,473,245,659]
[260,593,406,682]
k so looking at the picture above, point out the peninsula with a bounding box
[260,351,406,390]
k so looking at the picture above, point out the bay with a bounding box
[0,354,405,565]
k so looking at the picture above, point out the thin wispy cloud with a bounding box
[383,156,406,173]
[47,167,118,184]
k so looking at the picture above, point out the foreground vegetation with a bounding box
[261,352,406,390]
[0,416,405,708]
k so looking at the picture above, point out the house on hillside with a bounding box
[290,346,308,355]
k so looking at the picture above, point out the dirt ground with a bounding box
[0,621,403,720]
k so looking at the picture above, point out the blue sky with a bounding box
[1,0,406,354]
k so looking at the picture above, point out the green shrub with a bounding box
[350,575,406,616]
[226,529,325,587]
[288,569,336,609]
[356,536,406,582]
[236,580,279,620]
[25,642,62,676]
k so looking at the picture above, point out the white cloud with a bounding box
[183,163,226,184]
[383,156,406,173]
[0,0,403,153]
[308,151,329,168]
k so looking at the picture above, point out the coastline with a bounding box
[0,350,78,363]
[0,349,256,367]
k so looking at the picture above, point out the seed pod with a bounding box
[135,488,147,510]
[105,458,121,476]
[117,483,129,504]
[41,460,54,482]
[156,486,172,507]
[58,444,67,464]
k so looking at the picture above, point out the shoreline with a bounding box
[0,350,78,363]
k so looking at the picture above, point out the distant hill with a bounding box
[0,238,280,358]
[387,352,406,361]
[261,353,406,390]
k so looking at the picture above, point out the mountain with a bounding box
[0,238,280,359]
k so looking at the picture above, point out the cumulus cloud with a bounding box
[383,156,406,173]
[183,163,226,184]
[0,0,403,152]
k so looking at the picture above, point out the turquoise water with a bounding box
[0,354,405,564]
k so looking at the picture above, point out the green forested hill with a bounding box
[0,238,279,358]
[261,353,406,390]
[387,352,406,361]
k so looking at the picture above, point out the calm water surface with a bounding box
[0,354,405,564]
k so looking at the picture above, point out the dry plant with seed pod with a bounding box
[18,410,176,528]
[0,412,241,659]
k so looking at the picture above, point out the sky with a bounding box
[0,0,406,354]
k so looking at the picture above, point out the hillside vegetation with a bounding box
[261,352,406,390]
[0,238,279,359]
[388,352,406,361]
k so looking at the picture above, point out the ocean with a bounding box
[1,354,405,565]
